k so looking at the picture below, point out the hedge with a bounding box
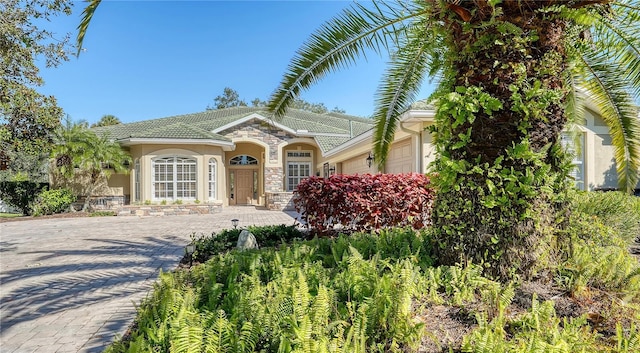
[293,173,434,233]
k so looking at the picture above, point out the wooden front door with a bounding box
[232,169,255,205]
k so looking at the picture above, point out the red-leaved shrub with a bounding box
[293,173,434,233]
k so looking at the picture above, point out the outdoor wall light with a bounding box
[366,152,374,168]
[328,166,336,174]
[231,218,239,229]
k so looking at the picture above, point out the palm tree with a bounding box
[266,0,640,279]
[91,114,121,128]
[52,117,131,211]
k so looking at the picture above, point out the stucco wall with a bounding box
[128,144,226,204]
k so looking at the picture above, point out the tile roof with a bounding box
[94,107,374,152]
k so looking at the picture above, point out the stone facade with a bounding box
[73,195,127,211]
[115,202,223,216]
[222,121,292,163]
[265,167,284,193]
[265,192,295,211]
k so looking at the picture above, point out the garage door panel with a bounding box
[386,139,413,174]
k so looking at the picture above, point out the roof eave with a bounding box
[322,108,435,157]
[402,109,436,123]
[117,138,236,151]
[322,129,374,157]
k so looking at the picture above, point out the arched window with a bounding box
[152,156,197,200]
[229,155,258,165]
[208,158,217,199]
[134,159,141,202]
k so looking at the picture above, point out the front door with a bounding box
[231,169,255,205]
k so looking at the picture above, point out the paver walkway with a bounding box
[0,207,298,353]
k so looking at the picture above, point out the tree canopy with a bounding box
[267,0,640,193]
[1,0,73,177]
[52,117,131,211]
[210,87,347,115]
[267,0,640,279]
[91,114,122,128]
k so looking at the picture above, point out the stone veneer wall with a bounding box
[265,192,295,211]
[264,167,284,193]
[223,121,291,162]
[73,195,127,211]
[223,121,295,193]
[115,202,223,216]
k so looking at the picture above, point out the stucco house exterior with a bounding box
[89,102,638,213]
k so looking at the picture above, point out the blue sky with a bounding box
[38,0,435,125]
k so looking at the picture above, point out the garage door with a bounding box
[342,152,371,175]
[385,138,414,173]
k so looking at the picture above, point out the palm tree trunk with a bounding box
[432,3,573,280]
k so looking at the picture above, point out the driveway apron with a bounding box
[0,207,298,353]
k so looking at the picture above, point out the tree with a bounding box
[209,88,348,114]
[207,87,247,110]
[91,114,122,128]
[51,117,131,211]
[1,0,72,177]
[267,1,640,279]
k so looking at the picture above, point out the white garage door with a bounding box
[385,139,414,174]
[342,152,371,175]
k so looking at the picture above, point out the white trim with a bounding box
[208,158,217,200]
[286,161,312,192]
[322,109,435,157]
[118,138,235,150]
[212,113,352,138]
[151,156,198,200]
[213,113,298,135]
[323,130,374,157]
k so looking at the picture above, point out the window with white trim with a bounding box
[286,150,313,191]
[152,156,197,200]
[208,158,217,199]
[287,163,311,191]
[561,133,585,190]
[134,159,141,202]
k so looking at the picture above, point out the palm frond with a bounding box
[576,48,640,193]
[592,2,640,97]
[267,0,431,117]
[373,23,442,168]
[76,0,101,57]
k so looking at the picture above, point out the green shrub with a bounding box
[188,224,306,263]
[556,191,640,298]
[30,188,75,216]
[0,180,48,215]
[90,210,116,217]
[571,191,640,244]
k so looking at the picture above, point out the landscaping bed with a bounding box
[105,191,640,352]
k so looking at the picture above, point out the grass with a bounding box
[0,212,22,218]
[105,191,640,353]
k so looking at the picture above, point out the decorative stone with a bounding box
[236,230,259,250]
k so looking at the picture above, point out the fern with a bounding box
[203,310,232,353]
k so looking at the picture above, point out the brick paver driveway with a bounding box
[0,207,298,353]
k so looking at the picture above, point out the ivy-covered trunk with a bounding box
[431,2,574,280]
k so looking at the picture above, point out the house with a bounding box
[87,101,637,213]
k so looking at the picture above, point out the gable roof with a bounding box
[94,107,373,153]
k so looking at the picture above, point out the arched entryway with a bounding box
[226,143,265,205]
